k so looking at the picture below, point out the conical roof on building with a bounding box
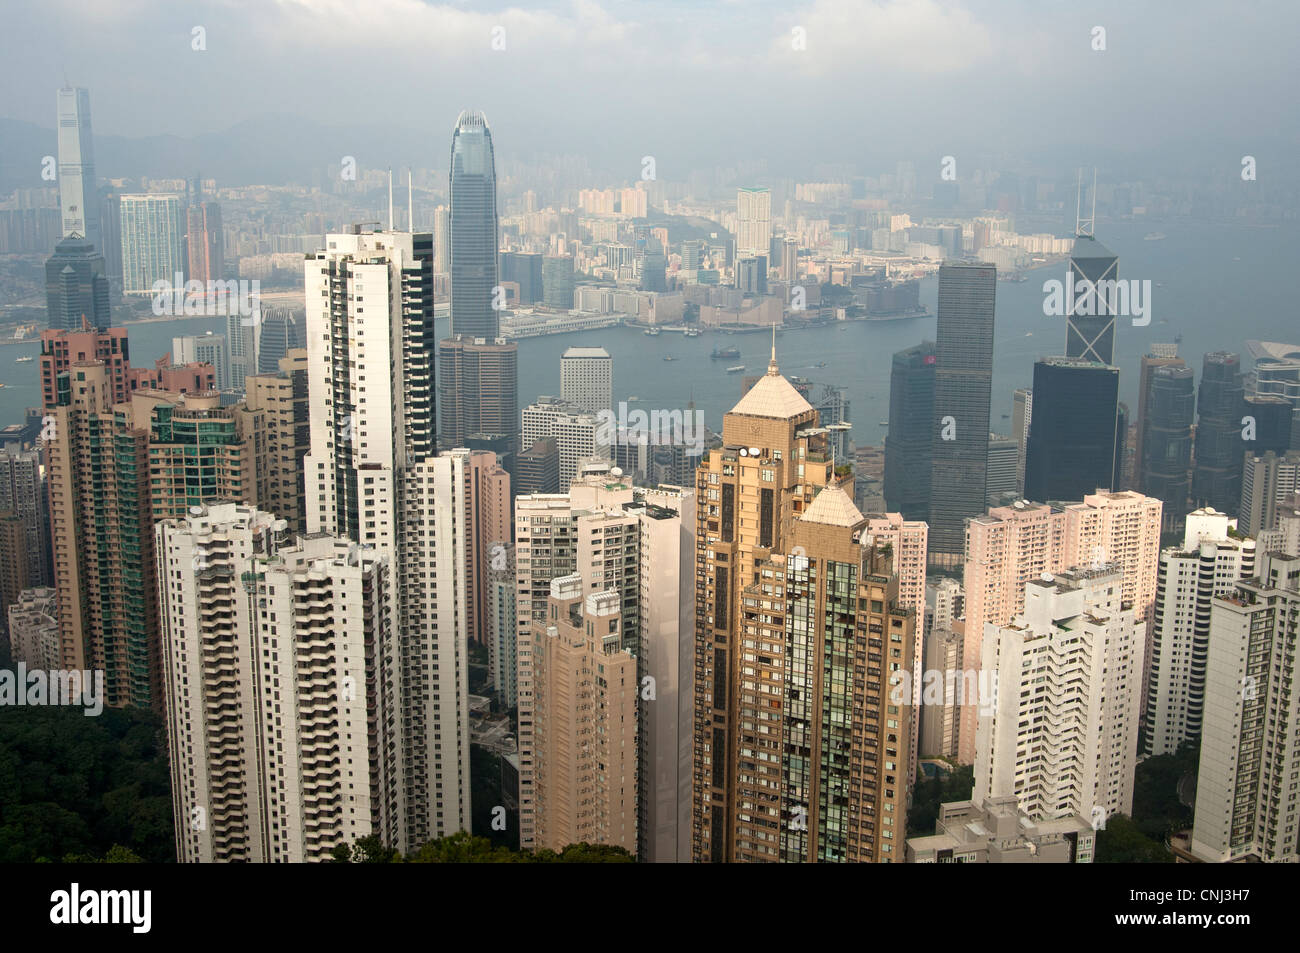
[727,329,815,419]
[801,483,865,528]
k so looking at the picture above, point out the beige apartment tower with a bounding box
[529,576,638,853]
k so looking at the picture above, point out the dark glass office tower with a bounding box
[1065,235,1118,364]
[449,110,499,338]
[500,251,542,305]
[45,235,111,330]
[1191,351,1245,514]
[928,262,995,564]
[257,309,306,374]
[1242,394,1292,455]
[1024,358,1121,503]
[883,340,935,522]
[439,335,518,453]
[1140,363,1195,532]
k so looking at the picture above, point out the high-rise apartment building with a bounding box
[1240,450,1300,538]
[173,333,230,391]
[929,262,996,565]
[527,576,638,853]
[975,566,1141,823]
[1191,552,1300,863]
[304,227,470,852]
[735,187,772,258]
[433,204,450,276]
[961,491,1162,763]
[560,346,612,414]
[157,504,389,863]
[883,341,934,523]
[517,436,559,495]
[691,347,913,861]
[1144,508,1256,757]
[119,194,184,295]
[56,87,101,251]
[1024,358,1121,503]
[7,587,59,672]
[0,447,52,591]
[45,236,111,331]
[514,469,695,860]
[185,202,224,284]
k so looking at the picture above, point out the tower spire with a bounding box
[387,168,394,231]
[408,168,414,232]
[767,323,778,375]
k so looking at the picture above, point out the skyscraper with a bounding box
[1240,450,1300,537]
[928,262,996,564]
[433,204,451,276]
[449,111,499,339]
[975,566,1141,823]
[1192,352,1246,514]
[0,447,52,591]
[1191,552,1300,863]
[119,194,184,295]
[527,576,639,853]
[691,344,916,861]
[560,346,612,414]
[158,504,389,863]
[1012,387,1032,495]
[439,335,519,454]
[256,309,306,374]
[735,187,771,258]
[45,236,111,331]
[500,251,542,305]
[304,227,470,851]
[1024,358,1121,503]
[56,87,101,251]
[1064,235,1118,364]
[185,202,224,284]
[1134,344,1183,486]
[1139,362,1195,532]
[1144,508,1256,758]
[542,254,575,310]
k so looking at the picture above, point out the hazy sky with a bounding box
[4,0,1298,179]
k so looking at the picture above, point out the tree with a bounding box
[1094,814,1173,863]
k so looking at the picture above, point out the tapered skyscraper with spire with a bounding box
[440,111,518,468]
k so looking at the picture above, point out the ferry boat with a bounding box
[1144,232,1167,241]
[643,327,660,336]
[15,356,34,364]
[726,365,745,374]
[683,327,701,338]
[663,355,677,362]
[710,346,740,360]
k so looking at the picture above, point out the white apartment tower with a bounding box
[560,346,612,415]
[304,228,470,854]
[1192,552,1300,863]
[975,566,1142,824]
[1144,508,1256,757]
[157,504,389,863]
[736,187,772,259]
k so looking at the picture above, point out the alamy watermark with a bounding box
[596,402,706,455]
[151,273,261,324]
[1042,273,1151,327]
[1,664,104,716]
[889,667,998,716]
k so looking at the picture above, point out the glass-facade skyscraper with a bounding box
[1024,358,1122,504]
[45,235,111,331]
[1065,235,1119,364]
[449,111,499,339]
[56,87,101,252]
[883,340,935,523]
[928,262,996,564]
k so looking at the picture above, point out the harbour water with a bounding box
[3,221,1294,447]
